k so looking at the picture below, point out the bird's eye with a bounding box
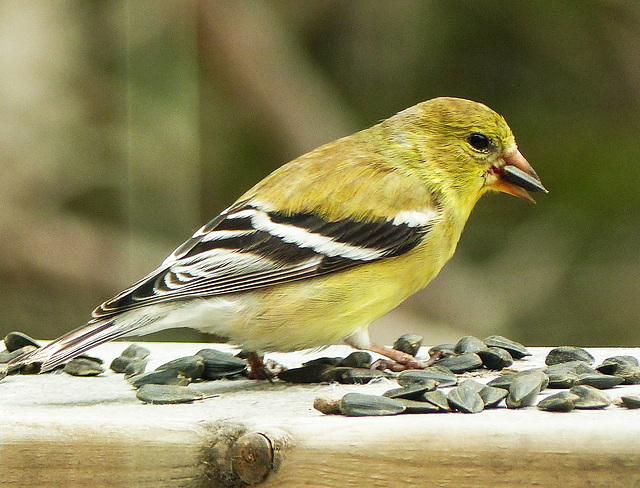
[468,132,490,151]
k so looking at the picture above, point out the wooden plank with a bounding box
[2,343,640,487]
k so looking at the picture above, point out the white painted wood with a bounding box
[2,343,640,487]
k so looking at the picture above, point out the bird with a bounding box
[11,97,547,375]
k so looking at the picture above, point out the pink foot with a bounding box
[368,343,438,371]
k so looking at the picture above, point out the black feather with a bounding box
[92,203,437,319]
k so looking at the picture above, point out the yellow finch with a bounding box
[12,97,546,373]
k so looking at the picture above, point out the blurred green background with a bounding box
[1,0,639,347]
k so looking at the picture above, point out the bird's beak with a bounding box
[487,148,548,203]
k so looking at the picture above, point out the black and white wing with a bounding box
[11,199,440,371]
[92,200,439,319]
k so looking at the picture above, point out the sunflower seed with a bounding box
[454,336,488,355]
[3,332,40,352]
[196,349,248,379]
[506,370,548,409]
[537,391,580,412]
[155,355,205,380]
[63,358,105,376]
[398,367,456,387]
[448,385,484,413]
[483,335,530,359]
[575,373,624,390]
[619,395,640,409]
[339,393,405,417]
[477,347,513,370]
[570,385,611,409]
[338,351,372,368]
[321,367,386,384]
[278,364,331,383]
[393,334,423,357]
[383,383,438,400]
[479,385,508,408]
[136,384,204,404]
[434,353,483,373]
[545,346,594,366]
[397,398,442,413]
[595,356,639,375]
[120,344,151,360]
[128,369,191,388]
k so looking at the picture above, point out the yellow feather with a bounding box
[226,97,529,351]
[13,97,545,372]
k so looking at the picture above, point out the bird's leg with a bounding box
[367,343,431,371]
[244,352,287,381]
[344,329,432,371]
[245,352,274,381]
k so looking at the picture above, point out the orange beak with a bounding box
[487,149,548,203]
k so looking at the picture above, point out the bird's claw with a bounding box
[246,353,286,382]
[367,343,432,371]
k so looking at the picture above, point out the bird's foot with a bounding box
[245,352,286,381]
[368,343,438,371]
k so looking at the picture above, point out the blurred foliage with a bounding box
[1,0,639,347]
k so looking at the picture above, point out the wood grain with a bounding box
[2,343,640,487]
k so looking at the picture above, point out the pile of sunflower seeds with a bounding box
[0,331,107,377]
[111,344,249,403]
[0,331,41,379]
[0,331,250,404]
[2,330,639,409]
[310,338,640,416]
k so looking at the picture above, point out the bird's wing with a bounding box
[11,199,440,372]
[92,199,440,320]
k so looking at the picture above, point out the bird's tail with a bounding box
[8,318,130,372]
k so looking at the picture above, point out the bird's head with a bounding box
[398,97,548,205]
